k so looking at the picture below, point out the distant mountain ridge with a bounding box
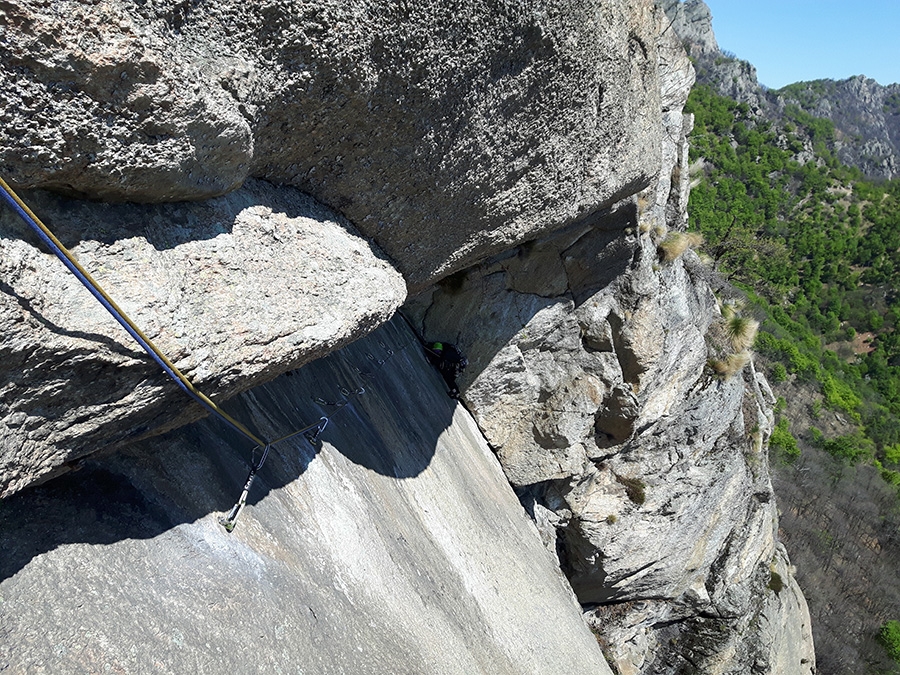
[659,0,900,179]
[778,77,900,179]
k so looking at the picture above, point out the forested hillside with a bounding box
[686,84,900,674]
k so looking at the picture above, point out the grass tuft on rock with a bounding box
[658,231,703,262]
[725,315,759,351]
[709,350,752,379]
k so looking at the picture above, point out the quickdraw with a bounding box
[0,176,418,533]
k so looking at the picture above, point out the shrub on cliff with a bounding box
[709,350,751,379]
[769,417,799,461]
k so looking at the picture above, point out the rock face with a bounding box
[408,217,815,673]
[658,0,768,112]
[2,0,666,288]
[657,0,718,54]
[1,0,680,495]
[0,179,405,496]
[0,0,816,672]
[776,76,900,179]
[405,21,816,670]
[660,0,900,179]
[0,317,614,674]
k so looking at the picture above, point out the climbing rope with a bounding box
[0,176,424,532]
[0,177,267,451]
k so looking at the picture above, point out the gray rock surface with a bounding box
[0,316,613,675]
[658,0,768,112]
[2,0,668,288]
[405,33,816,667]
[1,179,405,496]
[757,544,817,675]
[0,1,818,670]
[407,206,818,672]
[657,0,718,54]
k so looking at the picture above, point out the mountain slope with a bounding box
[661,0,900,180]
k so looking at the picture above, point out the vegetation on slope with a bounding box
[685,84,900,484]
[685,84,900,674]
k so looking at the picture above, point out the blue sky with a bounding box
[703,1,900,89]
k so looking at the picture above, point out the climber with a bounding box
[425,341,468,399]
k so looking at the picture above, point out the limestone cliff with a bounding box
[2,0,665,495]
[1,0,663,288]
[776,76,900,180]
[1,1,814,673]
[657,0,769,114]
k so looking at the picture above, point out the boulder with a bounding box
[0,179,405,495]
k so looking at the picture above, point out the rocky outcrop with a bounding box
[660,0,900,179]
[658,0,768,112]
[0,317,614,674]
[657,0,718,54]
[2,0,666,288]
[0,179,405,496]
[0,1,816,672]
[776,76,900,179]
[408,211,814,673]
[1,0,682,494]
[405,19,815,670]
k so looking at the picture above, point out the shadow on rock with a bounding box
[3,178,345,253]
[0,315,458,581]
[407,206,640,401]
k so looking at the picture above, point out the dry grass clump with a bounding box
[725,315,759,351]
[720,299,743,320]
[658,231,704,262]
[637,192,651,213]
[707,296,757,379]
[709,350,752,379]
[614,474,646,505]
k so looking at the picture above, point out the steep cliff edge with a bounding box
[1,1,815,672]
[408,192,815,674]
[405,16,815,669]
